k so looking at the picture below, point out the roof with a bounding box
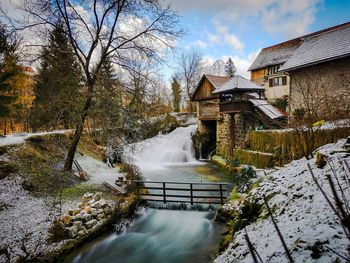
[249,99,287,119]
[212,75,264,94]
[191,74,229,100]
[279,24,350,71]
[249,21,350,71]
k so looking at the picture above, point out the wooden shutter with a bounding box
[282,76,287,85]
[269,78,273,87]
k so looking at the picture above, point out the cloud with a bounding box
[192,40,208,49]
[224,34,244,50]
[207,33,220,44]
[201,49,260,79]
[169,0,322,38]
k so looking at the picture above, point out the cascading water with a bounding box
[65,125,234,263]
[132,125,198,166]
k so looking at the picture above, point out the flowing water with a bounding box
[65,125,233,263]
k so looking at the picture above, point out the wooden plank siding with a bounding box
[199,99,220,120]
[194,78,218,101]
[250,68,267,86]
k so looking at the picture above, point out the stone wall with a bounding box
[216,113,257,158]
[289,56,350,118]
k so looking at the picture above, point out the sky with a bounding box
[167,0,350,79]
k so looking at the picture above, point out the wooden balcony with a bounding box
[219,101,252,114]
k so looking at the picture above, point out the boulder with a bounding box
[96,209,104,215]
[92,202,101,209]
[78,230,86,236]
[61,215,72,226]
[103,206,111,215]
[97,213,105,221]
[68,226,78,238]
[82,193,93,204]
[90,208,98,217]
[74,213,85,221]
[93,192,102,201]
[67,209,74,216]
[72,221,83,228]
[83,214,92,222]
[99,200,108,209]
[85,219,97,229]
[72,209,82,216]
[84,206,91,214]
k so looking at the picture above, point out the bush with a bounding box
[235,166,256,193]
[0,161,19,179]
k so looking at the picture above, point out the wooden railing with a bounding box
[133,180,228,205]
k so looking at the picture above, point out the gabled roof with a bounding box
[191,74,229,100]
[212,75,264,94]
[279,24,350,72]
[249,21,350,71]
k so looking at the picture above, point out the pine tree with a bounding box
[0,24,23,135]
[171,77,181,112]
[30,24,82,130]
[225,57,237,78]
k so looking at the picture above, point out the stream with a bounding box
[65,125,234,263]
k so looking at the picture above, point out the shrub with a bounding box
[235,166,256,193]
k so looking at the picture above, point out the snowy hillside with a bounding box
[216,139,350,262]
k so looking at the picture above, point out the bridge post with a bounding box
[163,182,166,204]
[190,183,193,205]
[220,184,224,205]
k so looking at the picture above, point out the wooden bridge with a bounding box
[133,180,228,205]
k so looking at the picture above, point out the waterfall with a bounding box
[128,125,200,170]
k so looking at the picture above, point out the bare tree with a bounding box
[7,0,182,170]
[177,50,202,112]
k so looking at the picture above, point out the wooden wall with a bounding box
[194,79,218,101]
[198,99,220,120]
[250,68,267,86]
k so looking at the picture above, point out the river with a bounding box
[65,125,234,263]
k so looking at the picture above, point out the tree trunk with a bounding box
[63,84,93,171]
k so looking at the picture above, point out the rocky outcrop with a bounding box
[57,192,114,240]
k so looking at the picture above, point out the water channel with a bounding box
[65,125,234,263]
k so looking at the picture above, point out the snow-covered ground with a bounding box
[74,153,123,185]
[216,139,350,262]
[0,129,71,146]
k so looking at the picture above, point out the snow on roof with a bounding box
[212,75,264,94]
[279,24,350,71]
[249,99,286,119]
[249,21,350,71]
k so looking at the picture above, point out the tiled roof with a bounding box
[212,75,264,94]
[279,24,350,71]
[249,21,350,71]
[206,75,230,88]
[191,74,229,100]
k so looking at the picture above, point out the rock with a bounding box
[82,193,93,204]
[92,202,101,209]
[68,226,78,238]
[83,214,92,222]
[97,213,105,221]
[103,206,111,215]
[78,230,86,236]
[67,209,74,216]
[84,206,91,214]
[90,208,98,216]
[99,200,108,208]
[93,192,102,201]
[72,209,82,216]
[96,209,104,215]
[61,215,72,226]
[72,221,83,228]
[79,225,87,232]
[75,212,86,221]
[85,219,97,229]
[315,152,327,168]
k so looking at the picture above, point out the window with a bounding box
[269,76,287,87]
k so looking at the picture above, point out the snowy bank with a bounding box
[216,139,350,262]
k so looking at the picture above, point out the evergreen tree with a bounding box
[0,24,23,134]
[171,77,181,112]
[30,24,82,130]
[225,57,237,78]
